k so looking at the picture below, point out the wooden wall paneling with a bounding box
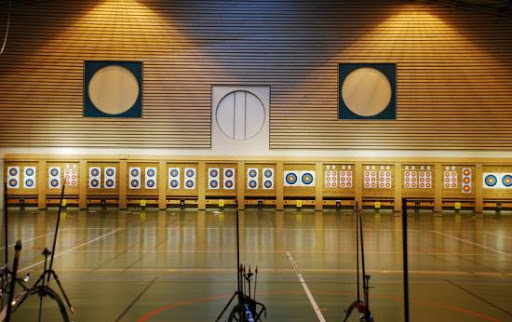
[276,162,284,210]
[394,162,402,213]
[119,160,127,209]
[198,161,206,210]
[434,163,443,214]
[244,163,277,199]
[38,159,46,209]
[79,160,87,209]
[315,162,323,211]
[474,163,483,213]
[159,161,167,210]
[355,162,363,211]
[237,161,245,210]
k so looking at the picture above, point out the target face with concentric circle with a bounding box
[170,169,179,177]
[209,169,219,178]
[130,168,140,177]
[484,174,498,187]
[248,180,258,188]
[169,180,179,188]
[146,180,156,188]
[25,168,35,176]
[9,167,18,176]
[301,173,314,185]
[90,179,100,188]
[186,180,195,188]
[248,170,257,178]
[225,169,234,178]
[8,179,18,188]
[225,180,234,189]
[264,169,273,178]
[25,179,34,188]
[502,175,512,187]
[186,169,195,178]
[50,179,60,188]
[91,168,100,177]
[209,180,219,188]
[106,168,115,177]
[286,173,298,185]
[130,179,140,188]
[146,169,156,177]
[50,168,60,177]
[264,180,273,189]
[105,179,115,188]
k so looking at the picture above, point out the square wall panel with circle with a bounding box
[338,63,396,120]
[84,61,143,118]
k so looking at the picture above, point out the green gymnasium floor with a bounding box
[1,207,512,321]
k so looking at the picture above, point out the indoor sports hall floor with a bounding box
[1,206,511,322]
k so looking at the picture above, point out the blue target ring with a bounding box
[186,169,195,178]
[286,173,298,185]
[25,179,34,187]
[146,180,155,188]
[130,168,140,177]
[130,179,140,188]
[91,168,100,177]
[25,168,35,176]
[264,170,273,178]
[248,170,257,178]
[9,168,18,176]
[105,179,115,187]
[225,169,234,178]
[301,172,314,185]
[146,169,156,177]
[209,169,219,178]
[210,180,219,188]
[170,180,179,188]
[50,168,60,176]
[170,169,179,177]
[502,175,512,187]
[249,180,258,188]
[90,179,100,187]
[225,180,234,188]
[106,168,115,177]
[50,179,59,187]
[264,180,273,189]
[186,180,194,188]
[485,174,498,187]
[8,179,18,187]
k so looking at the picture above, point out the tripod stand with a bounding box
[216,210,267,322]
[0,184,73,322]
[343,203,374,322]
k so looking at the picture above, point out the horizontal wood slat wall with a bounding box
[0,0,511,149]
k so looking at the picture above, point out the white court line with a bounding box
[432,230,512,257]
[19,228,123,272]
[286,251,326,322]
[0,229,68,250]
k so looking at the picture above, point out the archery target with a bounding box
[262,168,274,190]
[208,168,220,190]
[145,167,157,189]
[325,170,338,188]
[223,168,236,190]
[378,170,392,189]
[247,168,259,190]
[168,167,180,190]
[129,167,141,190]
[184,167,197,190]
[339,167,353,188]
[300,171,316,187]
[483,173,499,189]
[7,166,20,189]
[461,168,472,194]
[104,167,116,189]
[403,170,417,189]
[23,166,36,189]
[501,174,512,189]
[364,170,377,189]
[284,171,299,187]
[89,167,101,189]
[48,166,61,189]
[419,171,432,189]
[444,169,458,189]
[64,164,78,187]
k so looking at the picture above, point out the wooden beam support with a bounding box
[434,163,443,214]
[38,159,46,210]
[119,160,127,210]
[276,162,284,210]
[237,161,245,210]
[394,162,402,213]
[159,161,167,210]
[79,160,87,210]
[315,162,323,211]
[474,163,483,214]
[198,161,206,210]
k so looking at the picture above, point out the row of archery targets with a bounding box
[4,157,512,208]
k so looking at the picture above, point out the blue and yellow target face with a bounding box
[248,180,258,188]
[264,170,273,178]
[146,180,155,188]
[91,168,100,177]
[131,168,140,177]
[130,179,140,188]
[186,169,195,178]
[170,180,179,188]
[225,180,234,188]
[90,179,100,187]
[25,179,34,187]
[170,169,179,177]
[502,175,512,187]
[485,174,497,187]
[50,179,60,187]
[105,179,115,187]
[8,179,18,187]
[209,169,219,178]
[50,168,60,176]
[301,172,314,185]
[248,170,258,178]
[106,168,115,177]
[286,173,298,185]
[210,180,219,188]
[225,169,234,178]
[186,180,195,188]
[25,168,35,176]
[264,180,273,189]
[9,168,18,176]
[146,169,156,177]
